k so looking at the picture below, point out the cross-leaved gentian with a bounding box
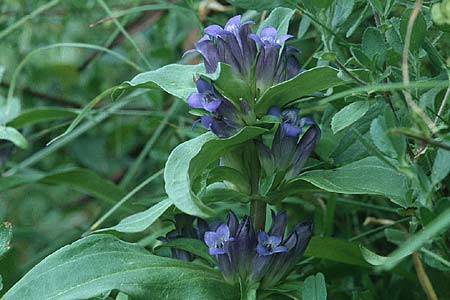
[203,210,312,288]
[259,106,321,182]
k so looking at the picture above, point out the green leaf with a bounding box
[0,126,28,149]
[207,166,251,194]
[432,148,450,185]
[313,0,334,9]
[7,107,77,128]
[378,206,450,270]
[164,127,266,217]
[0,96,21,124]
[257,7,295,37]
[93,199,173,234]
[292,156,408,206]
[302,273,327,300]
[256,67,343,115]
[40,169,125,205]
[331,0,355,28]
[203,63,252,104]
[305,237,370,267]
[360,245,389,266]
[0,222,12,258]
[400,9,427,54]
[350,47,374,69]
[362,27,386,65]
[121,63,205,100]
[0,168,125,205]
[1,234,238,300]
[158,237,215,265]
[367,0,383,15]
[331,101,370,134]
[225,0,296,11]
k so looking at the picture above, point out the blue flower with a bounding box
[186,78,223,112]
[203,211,312,288]
[188,78,255,137]
[186,15,257,76]
[256,231,287,256]
[260,107,321,180]
[249,26,302,92]
[204,223,234,255]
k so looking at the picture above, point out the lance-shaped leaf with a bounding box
[285,156,408,207]
[1,234,238,300]
[0,126,28,149]
[255,66,344,115]
[164,127,266,217]
[121,63,206,100]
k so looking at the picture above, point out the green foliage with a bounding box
[1,1,449,300]
[1,234,238,300]
[302,273,327,300]
[164,127,266,217]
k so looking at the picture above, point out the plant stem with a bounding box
[250,199,266,233]
[249,141,266,232]
[412,252,438,300]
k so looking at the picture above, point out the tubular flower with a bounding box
[259,106,321,181]
[185,15,257,76]
[203,211,313,288]
[187,77,254,137]
[250,26,302,92]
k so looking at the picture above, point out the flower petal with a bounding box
[203,99,222,112]
[282,122,302,138]
[209,247,226,255]
[195,77,212,93]
[260,26,278,43]
[204,231,218,248]
[269,210,287,237]
[186,92,203,109]
[204,24,224,37]
[216,223,231,239]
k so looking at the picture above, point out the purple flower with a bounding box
[203,210,312,289]
[263,107,321,179]
[249,26,301,92]
[186,78,223,112]
[186,15,257,76]
[256,231,287,256]
[204,223,234,255]
[189,78,254,138]
[249,26,293,47]
[260,222,313,288]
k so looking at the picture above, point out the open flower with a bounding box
[205,223,234,255]
[202,211,312,288]
[250,26,302,92]
[256,231,287,256]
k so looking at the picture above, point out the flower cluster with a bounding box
[185,15,303,137]
[186,77,253,137]
[159,211,312,288]
[204,211,312,288]
[259,106,321,182]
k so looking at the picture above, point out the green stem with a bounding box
[250,199,266,233]
[249,141,266,232]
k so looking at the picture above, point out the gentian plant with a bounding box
[3,3,450,300]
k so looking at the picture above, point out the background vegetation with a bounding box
[0,0,449,299]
